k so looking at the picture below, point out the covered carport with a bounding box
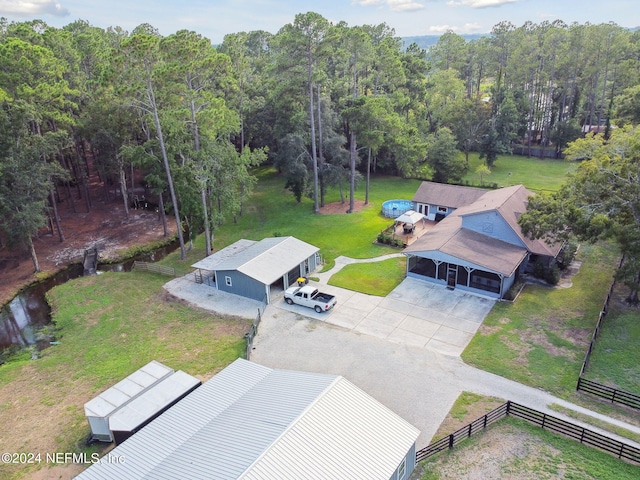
[191,236,321,304]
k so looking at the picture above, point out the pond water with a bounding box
[0,239,179,361]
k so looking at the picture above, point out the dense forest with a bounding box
[1,13,640,271]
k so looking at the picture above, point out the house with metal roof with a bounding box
[191,236,321,304]
[76,358,420,480]
[405,183,563,299]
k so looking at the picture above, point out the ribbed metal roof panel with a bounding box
[76,359,274,480]
[191,239,256,270]
[84,361,173,418]
[240,377,420,480]
[108,370,201,433]
[192,237,319,285]
[76,360,419,480]
[148,366,335,479]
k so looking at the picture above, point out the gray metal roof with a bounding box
[84,361,174,419]
[191,239,257,270]
[192,237,320,285]
[108,370,201,433]
[76,359,419,480]
[240,376,420,480]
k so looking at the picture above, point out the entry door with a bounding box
[447,265,457,288]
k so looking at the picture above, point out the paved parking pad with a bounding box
[166,273,494,356]
[278,277,495,356]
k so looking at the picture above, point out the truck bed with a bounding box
[314,293,335,303]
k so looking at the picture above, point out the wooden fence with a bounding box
[416,401,640,465]
[415,402,508,462]
[132,261,176,277]
[245,298,266,360]
[576,256,639,410]
[507,402,640,464]
[577,378,640,410]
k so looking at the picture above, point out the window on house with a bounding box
[225,276,232,287]
[397,458,406,479]
[437,206,447,213]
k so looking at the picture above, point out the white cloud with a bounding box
[353,0,425,12]
[429,24,455,33]
[429,22,482,33]
[0,0,70,17]
[447,0,518,8]
[388,0,424,11]
[352,0,385,6]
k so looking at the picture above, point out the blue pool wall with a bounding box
[381,199,414,218]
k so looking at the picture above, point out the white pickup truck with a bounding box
[283,285,337,313]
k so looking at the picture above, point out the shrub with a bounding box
[376,233,404,248]
[533,260,546,279]
[545,265,561,285]
[556,242,578,270]
[504,279,525,301]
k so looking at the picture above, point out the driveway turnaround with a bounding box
[251,308,640,450]
[164,262,640,452]
[281,277,495,356]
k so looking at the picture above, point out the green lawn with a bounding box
[461,152,576,192]
[328,256,407,296]
[462,242,621,398]
[161,167,420,273]
[583,303,640,394]
[0,271,249,479]
[161,157,572,276]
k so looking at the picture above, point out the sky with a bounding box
[0,0,639,43]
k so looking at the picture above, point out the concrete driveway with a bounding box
[165,271,640,452]
[278,277,495,356]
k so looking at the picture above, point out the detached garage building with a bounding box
[191,236,320,304]
[76,358,420,480]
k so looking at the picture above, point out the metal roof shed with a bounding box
[84,361,201,443]
[191,237,321,303]
[76,358,420,480]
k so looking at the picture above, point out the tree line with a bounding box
[1,13,639,273]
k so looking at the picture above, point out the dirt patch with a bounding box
[0,362,100,479]
[418,422,564,480]
[0,192,177,307]
[517,329,577,360]
[432,393,506,440]
[318,199,367,215]
[500,335,531,367]
[478,324,501,336]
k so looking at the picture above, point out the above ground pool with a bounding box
[381,199,414,218]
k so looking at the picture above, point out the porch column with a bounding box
[464,266,474,287]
